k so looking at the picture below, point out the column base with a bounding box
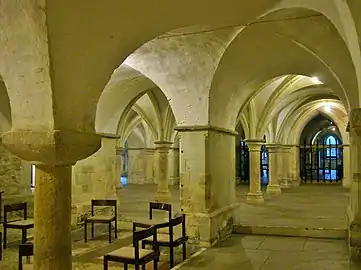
[169,176,180,186]
[291,178,301,187]
[279,178,292,188]
[155,190,171,203]
[266,184,282,195]
[349,219,361,261]
[185,203,240,247]
[246,192,264,204]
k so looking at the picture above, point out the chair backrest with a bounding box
[133,226,158,260]
[18,243,34,270]
[149,202,172,220]
[169,214,186,241]
[4,202,27,224]
[91,199,116,216]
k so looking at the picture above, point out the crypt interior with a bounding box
[1,1,361,269]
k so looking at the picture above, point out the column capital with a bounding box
[115,147,125,155]
[1,129,101,166]
[244,139,263,151]
[144,148,156,155]
[154,141,173,149]
[351,108,361,136]
[277,144,291,152]
[265,143,279,153]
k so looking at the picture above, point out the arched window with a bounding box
[325,135,337,157]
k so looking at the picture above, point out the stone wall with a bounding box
[0,141,33,218]
[71,138,120,229]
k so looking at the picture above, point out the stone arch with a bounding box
[209,7,358,130]
[279,100,348,145]
[96,64,157,135]
[257,83,339,138]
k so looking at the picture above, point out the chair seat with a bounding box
[86,215,115,222]
[144,233,182,243]
[7,219,34,227]
[108,246,153,260]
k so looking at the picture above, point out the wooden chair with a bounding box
[3,203,34,249]
[142,214,188,268]
[84,199,117,244]
[18,242,33,270]
[149,202,172,221]
[103,224,160,270]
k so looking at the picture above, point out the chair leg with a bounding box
[103,257,108,270]
[142,264,146,270]
[114,219,117,239]
[22,229,27,244]
[18,253,22,270]
[3,227,6,249]
[0,232,2,261]
[183,242,187,260]
[84,221,87,243]
[124,263,128,270]
[135,264,140,270]
[108,222,111,244]
[91,223,94,239]
[170,246,175,268]
[154,260,158,270]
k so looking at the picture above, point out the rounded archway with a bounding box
[299,114,344,184]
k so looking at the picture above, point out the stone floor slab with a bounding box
[177,235,359,270]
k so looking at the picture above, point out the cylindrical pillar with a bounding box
[34,164,72,270]
[266,144,282,195]
[145,149,155,184]
[246,140,264,204]
[278,145,291,188]
[154,141,172,202]
[343,144,350,188]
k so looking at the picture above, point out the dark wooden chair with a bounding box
[149,202,172,221]
[104,224,160,270]
[142,214,188,268]
[3,203,34,249]
[84,199,117,244]
[18,242,33,270]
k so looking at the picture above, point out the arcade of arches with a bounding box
[1,1,361,269]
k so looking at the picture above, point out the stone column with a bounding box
[128,148,146,184]
[114,147,123,218]
[278,145,292,188]
[348,108,361,260]
[266,144,282,195]
[145,148,155,184]
[168,147,180,186]
[154,141,172,202]
[343,144,351,188]
[34,164,72,269]
[177,127,239,247]
[291,145,301,186]
[1,130,101,270]
[245,140,264,204]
